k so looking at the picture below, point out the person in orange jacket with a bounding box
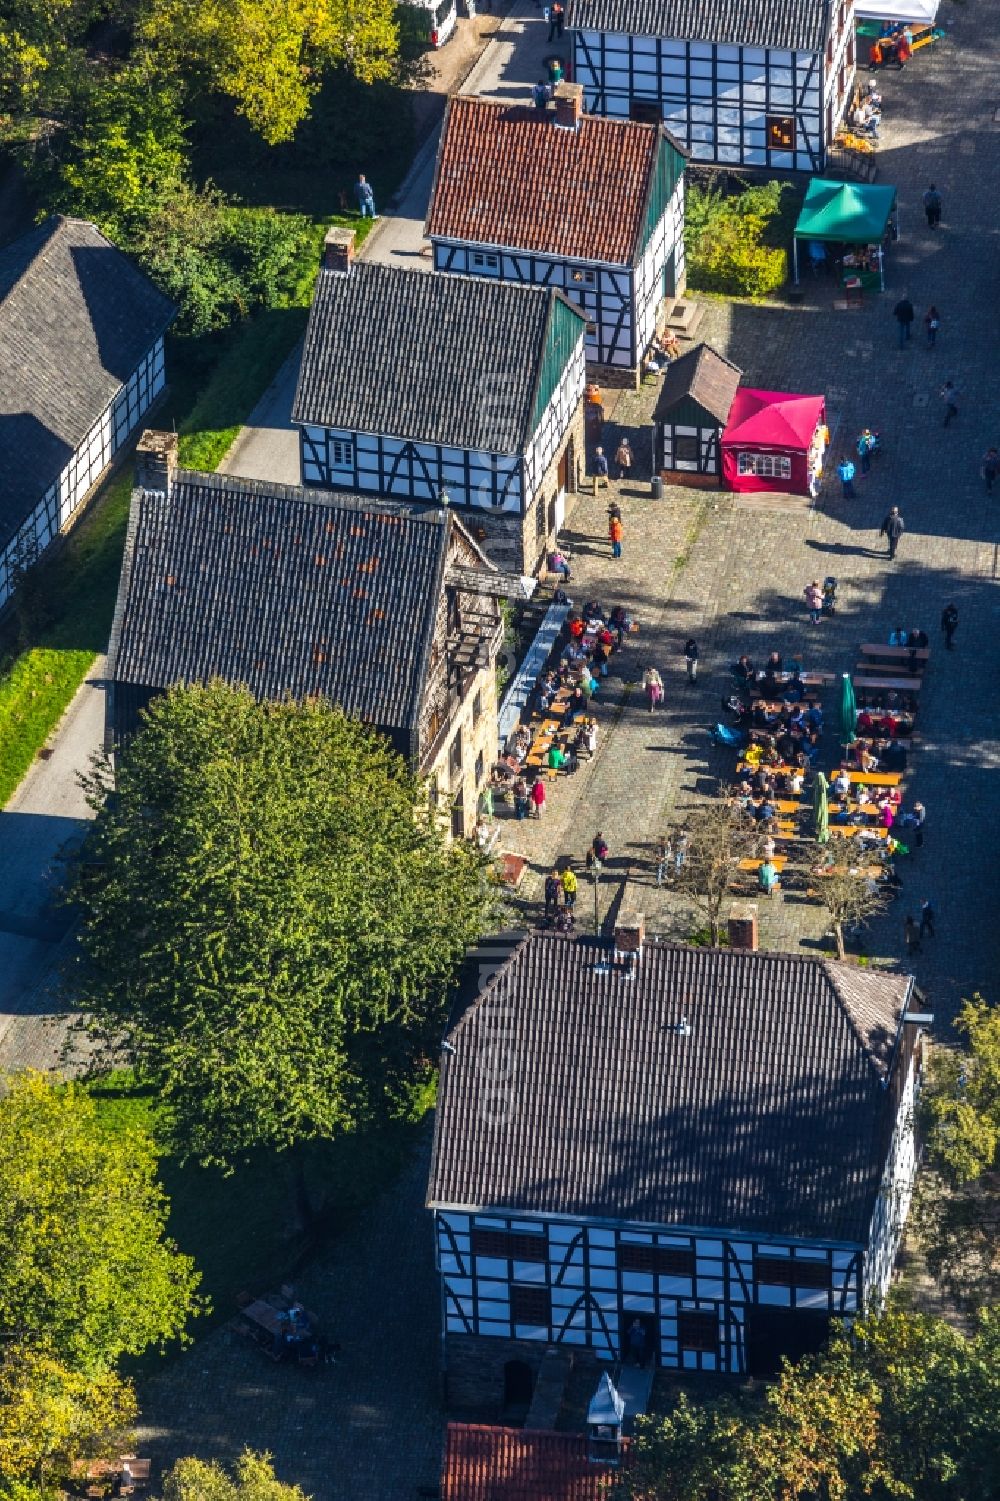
[869,38,883,69]
[609,514,624,559]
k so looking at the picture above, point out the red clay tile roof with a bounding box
[427,97,661,266]
[442,1425,620,1501]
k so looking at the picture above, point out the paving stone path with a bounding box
[498,20,1000,1028]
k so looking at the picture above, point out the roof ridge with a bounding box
[170,468,449,526]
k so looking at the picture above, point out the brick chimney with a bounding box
[728,901,759,952]
[135,430,178,495]
[323,226,355,275]
[553,82,584,130]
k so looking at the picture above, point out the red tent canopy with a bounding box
[721,388,826,495]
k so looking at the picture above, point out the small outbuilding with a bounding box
[721,388,828,497]
[653,343,742,485]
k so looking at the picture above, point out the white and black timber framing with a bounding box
[566,0,857,172]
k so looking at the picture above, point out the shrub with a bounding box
[685,179,790,298]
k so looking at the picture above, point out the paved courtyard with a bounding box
[135,7,998,1494]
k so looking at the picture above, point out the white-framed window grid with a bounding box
[738,452,791,479]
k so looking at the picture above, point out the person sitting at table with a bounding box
[859,745,879,772]
[548,740,566,772]
[878,710,898,737]
[805,700,823,732]
[889,624,908,646]
[753,701,779,729]
[609,604,631,647]
[783,666,805,702]
[568,615,585,642]
[789,766,805,794]
[549,548,571,581]
[759,671,781,701]
[758,859,780,896]
[833,768,852,797]
[749,767,771,796]
[776,729,798,763]
[732,654,756,684]
[856,708,875,734]
[583,597,603,620]
[569,685,589,720]
[756,798,777,827]
[908,626,929,649]
[765,651,784,675]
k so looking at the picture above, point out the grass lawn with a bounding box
[0,213,373,807]
[88,1073,436,1334]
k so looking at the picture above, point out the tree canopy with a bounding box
[159,1450,310,1501]
[620,1307,1000,1501]
[0,1343,137,1489]
[70,683,500,1167]
[914,995,1000,1308]
[0,1072,201,1373]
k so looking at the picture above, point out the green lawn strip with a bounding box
[0,647,96,805]
[0,213,376,804]
[87,1071,436,1342]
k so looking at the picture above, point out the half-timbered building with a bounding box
[428,933,930,1401]
[425,89,687,385]
[0,216,174,611]
[653,342,741,484]
[291,243,587,575]
[565,0,857,173]
[106,437,508,838]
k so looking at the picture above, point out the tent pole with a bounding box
[880,244,884,292]
[793,237,800,286]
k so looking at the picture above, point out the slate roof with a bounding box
[442,1426,619,1501]
[107,469,457,740]
[292,262,576,453]
[426,96,664,266]
[428,935,915,1243]
[0,217,175,547]
[653,342,742,426]
[564,0,831,52]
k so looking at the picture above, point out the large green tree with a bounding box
[0,1342,136,1491]
[70,683,499,1168]
[0,1073,201,1372]
[159,1450,309,1501]
[914,995,1000,1308]
[139,0,400,143]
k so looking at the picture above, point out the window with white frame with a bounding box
[737,452,791,479]
[328,437,354,469]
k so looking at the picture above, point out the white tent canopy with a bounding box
[855,0,939,23]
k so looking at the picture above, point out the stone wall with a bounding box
[444,1332,605,1413]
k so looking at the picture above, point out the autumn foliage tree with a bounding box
[671,793,761,945]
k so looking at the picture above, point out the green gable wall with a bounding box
[640,133,686,256]
[530,295,586,434]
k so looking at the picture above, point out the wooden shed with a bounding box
[652,343,742,485]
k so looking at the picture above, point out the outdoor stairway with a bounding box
[524,1347,573,1431]
[663,297,704,342]
[614,1361,655,1429]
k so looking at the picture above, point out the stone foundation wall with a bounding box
[444,1333,606,1413]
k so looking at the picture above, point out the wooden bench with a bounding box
[859,643,930,664]
[738,855,788,872]
[828,825,890,840]
[831,769,902,787]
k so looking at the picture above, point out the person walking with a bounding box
[904,915,922,956]
[530,775,546,818]
[919,898,936,940]
[609,512,623,558]
[922,183,942,228]
[354,173,378,219]
[551,0,565,35]
[655,836,672,886]
[561,866,578,908]
[614,437,633,481]
[644,665,664,710]
[684,638,699,683]
[532,78,549,111]
[940,380,960,426]
[594,446,609,491]
[892,293,914,347]
[982,447,1000,494]
[924,305,941,347]
[804,579,824,624]
[879,506,904,560]
[544,869,562,916]
[940,601,958,650]
[674,831,689,876]
[857,427,876,474]
[837,455,856,498]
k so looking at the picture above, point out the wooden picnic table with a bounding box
[242,1298,286,1337]
[831,769,902,787]
[738,855,788,871]
[828,825,889,840]
[811,865,886,880]
[853,675,922,693]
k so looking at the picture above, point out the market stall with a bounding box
[792,179,898,290]
[721,389,827,498]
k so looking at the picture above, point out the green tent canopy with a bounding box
[793,179,898,288]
